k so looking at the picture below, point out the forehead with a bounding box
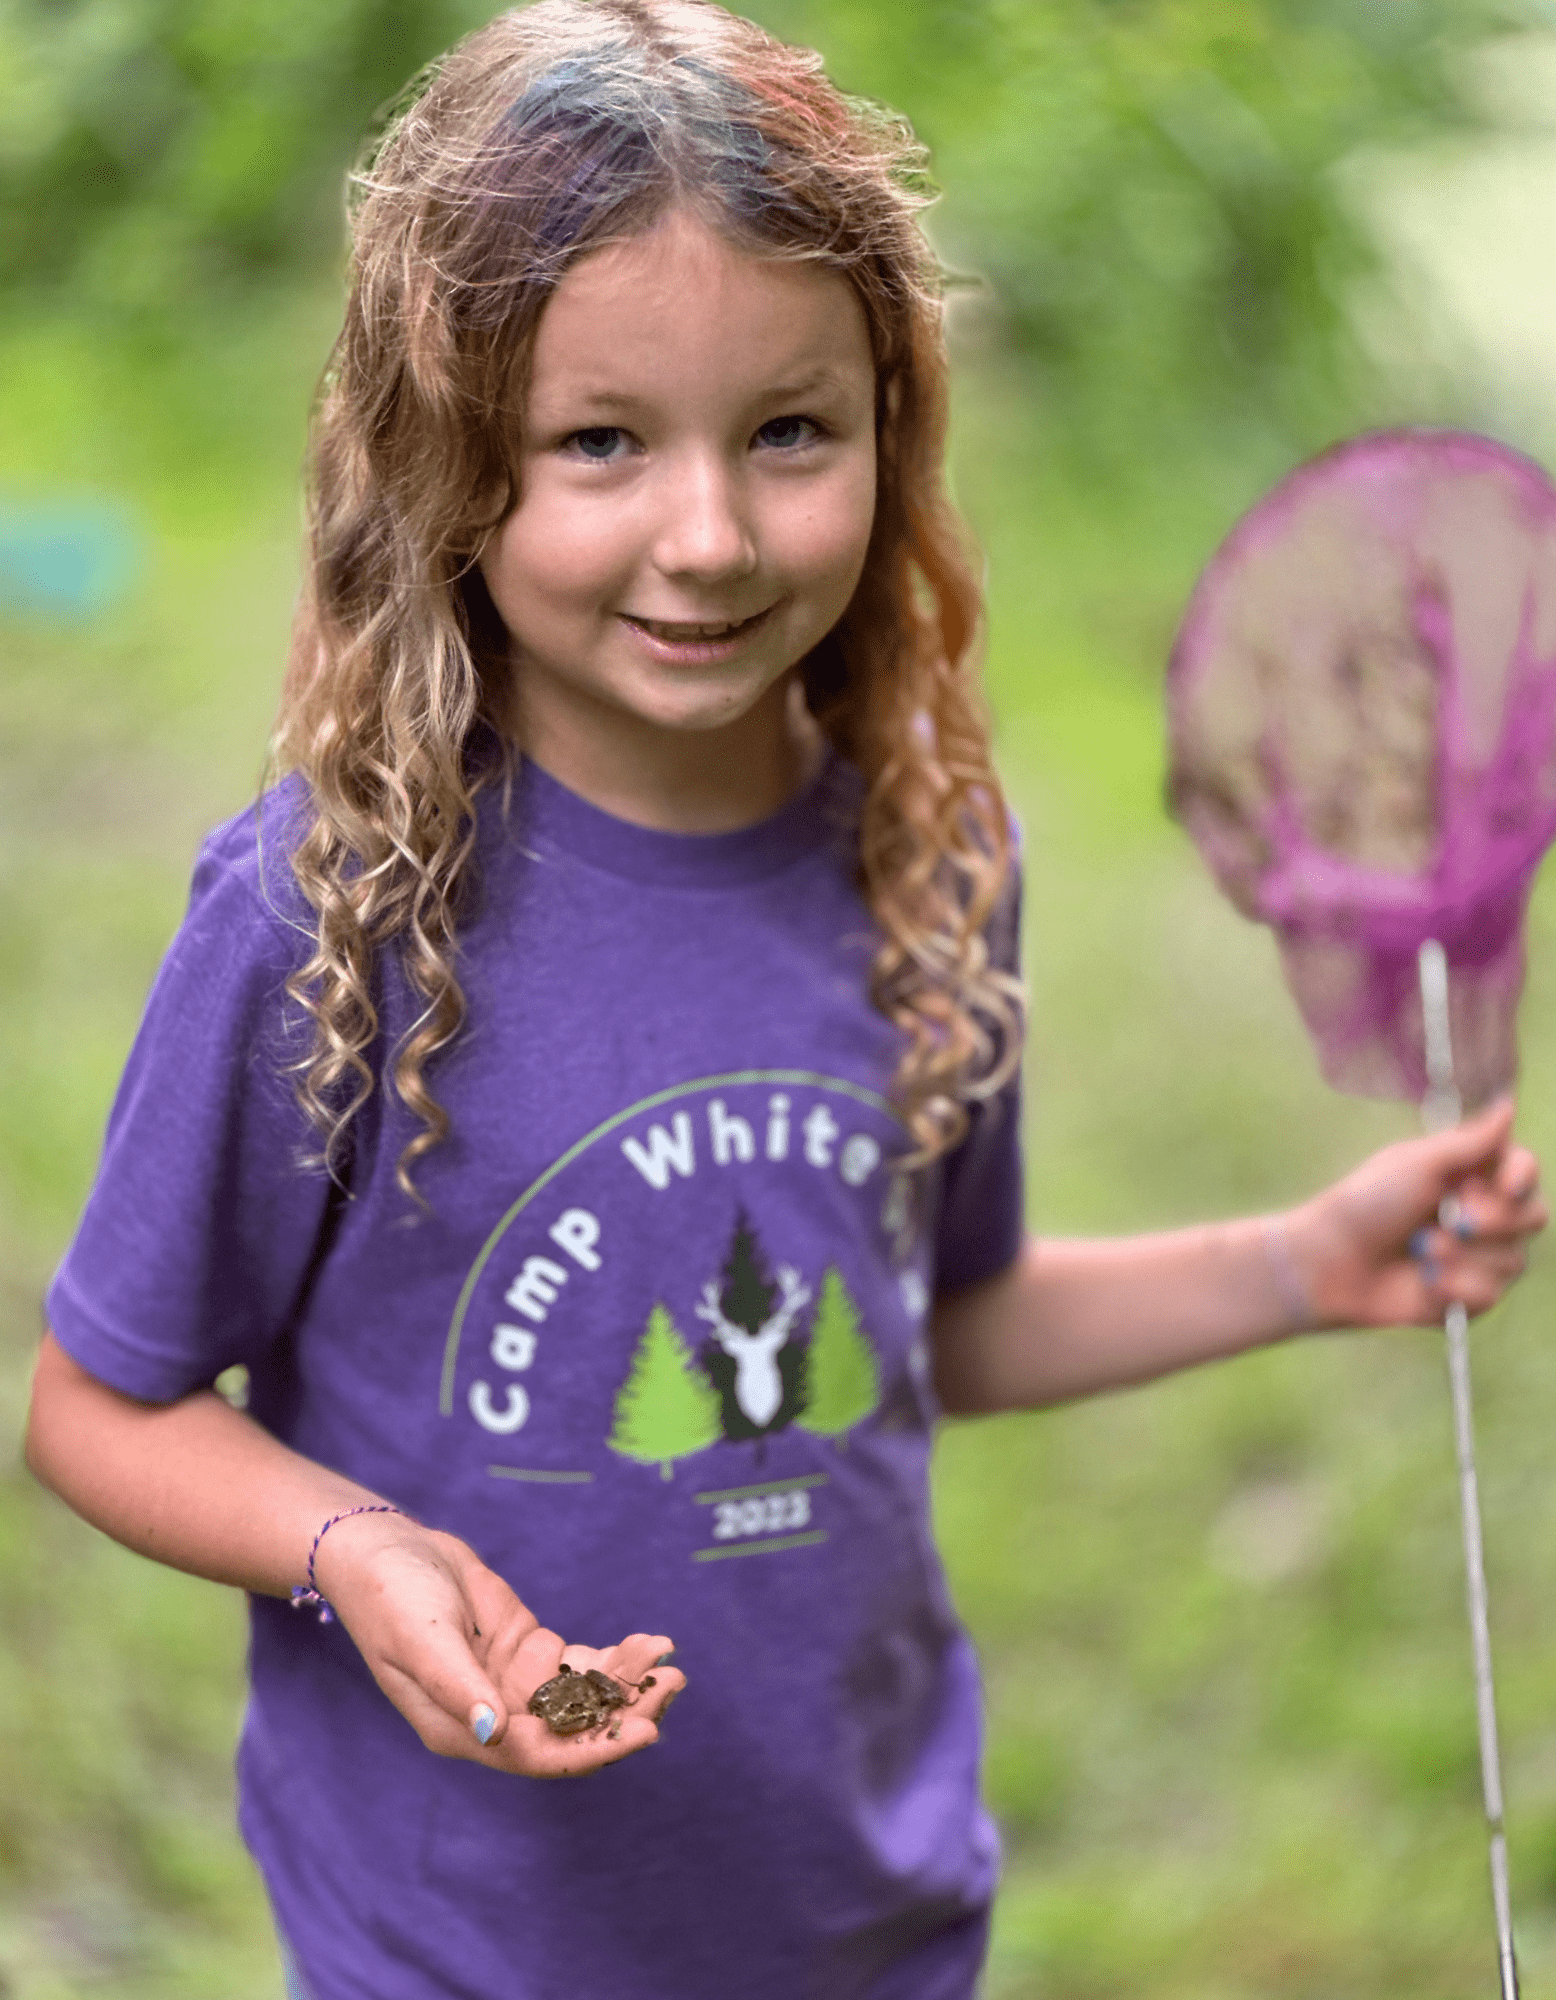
[527,209,874,412]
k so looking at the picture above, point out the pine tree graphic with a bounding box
[797,1267,879,1440]
[722,1214,776,1330]
[609,1304,722,1479]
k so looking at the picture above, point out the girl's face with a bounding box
[479,207,878,828]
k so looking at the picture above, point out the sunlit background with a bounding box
[7,2,1556,1993]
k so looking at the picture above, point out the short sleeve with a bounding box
[931,855,1026,1293]
[45,810,340,1403]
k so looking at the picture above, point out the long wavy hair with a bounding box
[276,0,1023,1193]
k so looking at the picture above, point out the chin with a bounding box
[622,676,792,737]
[632,699,772,738]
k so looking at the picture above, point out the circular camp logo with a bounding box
[439,1070,927,1488]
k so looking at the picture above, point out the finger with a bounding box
[603,1632,678,1688]
[378,1599,563,1760]
[1417,1245,1527,1322]
[1439,1175,1548,1245]
[414,1575,555,1751]
[1451,1265,1519,1317]
[1414,1222,1527,1272]
[400,1531,548,1749]
[555,1634,685,1718]
[509,1623,568,1704]
[554,1632,674,1681]
[1442,1239,1528,1287]
[1443,1202,1546,1247]
[1484,1146,1548,1235]
[375,1645,510,1759]
[1426,1096,1515,1185]
[608,1635,686,1723]
[1495,1142,1542,1202]
[464,1571,545,1694]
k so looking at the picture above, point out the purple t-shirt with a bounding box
[48,754,1024,2000]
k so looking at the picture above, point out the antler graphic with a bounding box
[769,1265,812,1341]
[694,1268,813,1429]
[695,1282,743,1346]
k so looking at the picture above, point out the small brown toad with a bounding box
[527,1662,657,1739]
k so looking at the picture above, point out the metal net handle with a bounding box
[1420,940,1520,2000]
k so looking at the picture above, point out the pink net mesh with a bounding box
[1168,430,1556,1107]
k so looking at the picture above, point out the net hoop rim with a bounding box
[1167,425,1556,717]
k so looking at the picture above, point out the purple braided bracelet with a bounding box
[290,1504,405,1624]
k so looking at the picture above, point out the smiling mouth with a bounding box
[621,608,772,643]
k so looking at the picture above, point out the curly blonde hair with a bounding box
[275,0,1023,1193]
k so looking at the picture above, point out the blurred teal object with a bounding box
[0,501,141,619]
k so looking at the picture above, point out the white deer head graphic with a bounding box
[695,1264,811,1428]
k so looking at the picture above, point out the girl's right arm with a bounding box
[24,1332,681,1777]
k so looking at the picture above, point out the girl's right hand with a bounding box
[313,1512,683,1778]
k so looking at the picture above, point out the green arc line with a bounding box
[439,1068,898,1415]
[694,1473,830,1505]
[692,1530,828,1562]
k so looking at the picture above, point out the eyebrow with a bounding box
[551,390,642,414]
[542,368,854,415]
[761,370,852,401]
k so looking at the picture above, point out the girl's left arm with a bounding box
[932,1098,1546,1416]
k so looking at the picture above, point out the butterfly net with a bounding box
[1167,430,1556,1108]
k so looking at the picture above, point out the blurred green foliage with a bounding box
[7,1,1556,1996]
[0,0,1540,450]
[0,0,486,309]
[766,0,1536,460]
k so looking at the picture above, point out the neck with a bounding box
[509,676,822,833]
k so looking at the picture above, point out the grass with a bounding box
[5,290,1556,1996]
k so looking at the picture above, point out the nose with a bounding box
[651,451,758,584]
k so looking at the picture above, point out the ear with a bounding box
[471,471,518,557]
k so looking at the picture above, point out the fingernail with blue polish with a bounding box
[654,1651,676,1667]
[1408,1228,1433,1261]
[472,1704,497,1745]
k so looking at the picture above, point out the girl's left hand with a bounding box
[1287,1097,1546,1329]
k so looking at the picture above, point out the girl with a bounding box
[24,4,1546,1996]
